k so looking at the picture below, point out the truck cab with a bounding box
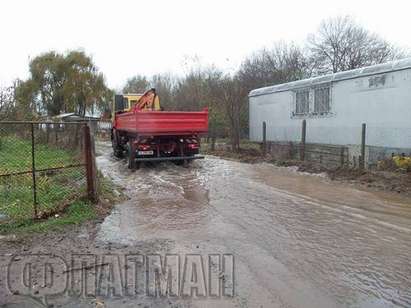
[112,90,161,119]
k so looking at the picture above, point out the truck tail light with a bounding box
[138,144,151,151]
[188,143,199,149]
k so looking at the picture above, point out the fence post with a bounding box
[211,133,215,151]
[262,121,267,155]
[211,127,216,151]
[360,123,366,170]
[46,123,50,144]
[300,119,306,161]
[340,147,345,167]
[84,124,97,203]
[31,123,38,219]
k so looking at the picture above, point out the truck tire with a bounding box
[128,157,136,169]
[174,159,190,166]
[127,140,137,170]
[111,130,124,158]
[113,145,124,158]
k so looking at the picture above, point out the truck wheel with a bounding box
[112,130,124,158]
[113,147,123,158]
[174,159,189,166]
[128,157,136,169]
[127,140,136,169]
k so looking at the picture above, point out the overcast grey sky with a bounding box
[1,0,410,89]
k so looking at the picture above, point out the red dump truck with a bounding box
[111,89,208,169]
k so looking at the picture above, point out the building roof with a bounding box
[51,113,100,121]
[249,57,411,97]
[53,113,76,119]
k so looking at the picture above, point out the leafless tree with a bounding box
[237,42,310,92]
[150,74,177,110]
[208,75,248,152]
[122,75,150,93]
[173,66,222,112]
[307,16,407,74]
[232,42,310,141]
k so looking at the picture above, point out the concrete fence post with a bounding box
[360,123,366,170]
[262,121,267,155]
[300,120,306,161]
[340,147,345,167]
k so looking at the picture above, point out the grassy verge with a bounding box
[0,137,84,220]
[0,136,124,234]
[0,173,124,235]
[0,200,96,234]
[0,137,77,172]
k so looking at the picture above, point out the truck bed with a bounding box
[114,109,208,136]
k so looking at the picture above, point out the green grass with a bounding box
[0,171,124,235]
[0,137,77,173]
[0,136,85,221]
[0,174,124,235]
[0,136,123,234]
[0,200,96,234]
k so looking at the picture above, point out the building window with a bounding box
[295,90,309,115]
[314,87,330,114]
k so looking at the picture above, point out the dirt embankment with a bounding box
[205,148,411,197]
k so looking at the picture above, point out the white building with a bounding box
[249,58,411,151]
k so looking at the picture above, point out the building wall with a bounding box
[250,69,411,149]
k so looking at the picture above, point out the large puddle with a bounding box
[96,142,411,308]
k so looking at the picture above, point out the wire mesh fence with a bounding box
[257,120,411,170]
[0,122,96,223]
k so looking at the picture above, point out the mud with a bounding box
[207,148,411,197]
[1,141,411,307]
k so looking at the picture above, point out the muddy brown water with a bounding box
[91,142,411,308]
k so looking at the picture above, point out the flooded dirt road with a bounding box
[93,142,411,308]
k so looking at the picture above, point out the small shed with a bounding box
[50,113,100,133]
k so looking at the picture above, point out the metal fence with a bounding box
[260,120,411,170]
[0,122,96,223]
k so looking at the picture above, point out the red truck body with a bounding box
[111,92,208,169]
[113,109,208,136]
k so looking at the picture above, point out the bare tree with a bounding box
[237,42,310,92]
[307,16,406,74]
[150,73,177,110]
[173,66,222,112]
[122,75,149,93]
[234,42,310,141]
[209,75,248,152]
